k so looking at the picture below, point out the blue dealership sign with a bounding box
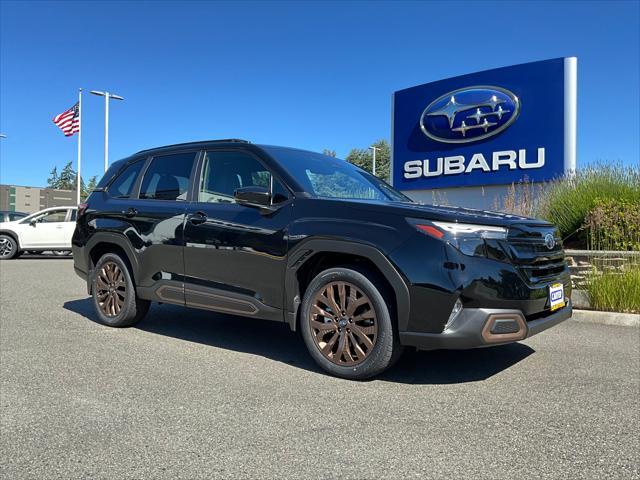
[392,58,577,190]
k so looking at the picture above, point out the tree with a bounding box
[47,167,59,189]
[322,149,337,158]
[345,139,391,182]
[57,161,76,190]
[86,176,98,193]
[47,162,90,198]
[82,175,98,200]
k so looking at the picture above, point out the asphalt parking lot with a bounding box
[1,259,638,479]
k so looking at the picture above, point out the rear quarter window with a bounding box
[107,160,145,198]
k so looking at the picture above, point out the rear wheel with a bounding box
[0,235,18,260]
[300,267,400,380]
[92,253,150,327]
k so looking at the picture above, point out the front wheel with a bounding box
[91,253,150,327]
[0,235,18,260]
[300,267,401,380]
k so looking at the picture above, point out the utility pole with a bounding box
[90,90,124,172]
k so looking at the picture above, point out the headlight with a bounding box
[409,219,507,257]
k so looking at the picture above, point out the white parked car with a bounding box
[0,206,77,259]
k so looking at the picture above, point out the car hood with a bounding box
[0,218,24,229]
[344,199,552,228]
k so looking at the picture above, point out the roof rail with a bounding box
[209,139,250,143]
[135,139,251,155]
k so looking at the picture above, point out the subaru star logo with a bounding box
[544,233,556,250]
[419,86,520,144]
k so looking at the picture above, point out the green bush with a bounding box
[585,268,640,314]
[585,198,640,251]
[536,164,640,243]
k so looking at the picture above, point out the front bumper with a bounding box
[399,301,572,351]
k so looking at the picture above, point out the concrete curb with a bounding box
[572,309,639,328]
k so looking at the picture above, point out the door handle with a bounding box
[122,207,138,218]
[188,211,208,225]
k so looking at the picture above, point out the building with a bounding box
[0,184,77,214]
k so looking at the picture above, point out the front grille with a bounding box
[504,224,567,284]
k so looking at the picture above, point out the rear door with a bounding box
[182,149,292,318]
[59,208,77,248]
[108,151,198,304]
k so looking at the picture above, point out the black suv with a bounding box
[73,140,572,379]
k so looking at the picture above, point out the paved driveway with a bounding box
[1,258,638,478]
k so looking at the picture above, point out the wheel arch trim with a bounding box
[85,232,141,288]
[0,229,20,248]
[284,238,411,332]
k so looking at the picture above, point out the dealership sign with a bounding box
[392,58,577,190]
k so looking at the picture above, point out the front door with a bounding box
[182,149,292,319]
[19,208,69,248]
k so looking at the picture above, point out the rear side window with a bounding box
[139,152,196,201]
[108,160,145,198]
[8,213,26,221]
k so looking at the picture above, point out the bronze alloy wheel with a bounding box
[96,261,127,317]
[0,238,14,258]
[309,281,378,366]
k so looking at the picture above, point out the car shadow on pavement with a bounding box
[15,255,72,260]
[63,298,535,385]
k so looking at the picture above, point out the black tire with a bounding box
[300,267,401,380]
[91,252,150,327]
[0,235,18,260]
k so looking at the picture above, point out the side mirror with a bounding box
[234,186,271,208]
[29,219,37,227]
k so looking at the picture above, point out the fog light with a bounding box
[444,299,463,331]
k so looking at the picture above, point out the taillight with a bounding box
[77,203,88,219]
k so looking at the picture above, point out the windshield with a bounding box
[262,146,411,202]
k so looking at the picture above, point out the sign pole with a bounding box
[369,146,378,176]
[76,88,82,205]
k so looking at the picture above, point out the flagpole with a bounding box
[76,88,82,205]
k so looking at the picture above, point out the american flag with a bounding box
[52,102,80,136]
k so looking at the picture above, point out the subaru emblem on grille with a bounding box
[544,233,556,250]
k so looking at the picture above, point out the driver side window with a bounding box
[199,151,287,204]
[37,210,68,223]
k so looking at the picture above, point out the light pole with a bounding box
[90,90,124,172]
[369,146,379,176]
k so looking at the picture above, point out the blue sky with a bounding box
[1,0,638,187]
